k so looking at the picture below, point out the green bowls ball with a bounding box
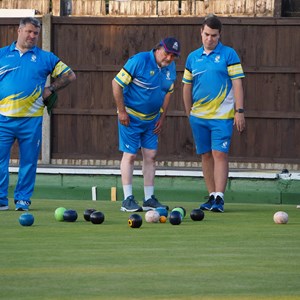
[54,207,67,221]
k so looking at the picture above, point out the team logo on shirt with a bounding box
[31,54,37,62]
[166,71,171,80]
[214,55,221,63]
[150,70,155,76]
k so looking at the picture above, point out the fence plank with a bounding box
[109,0,156,16]
[52,0,106,16]
[158,1,180,16]
[0,0,49,15]
[192,0,275,17]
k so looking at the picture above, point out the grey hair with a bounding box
[19,17,41,29]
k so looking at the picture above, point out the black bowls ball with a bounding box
[90,211,105,224]
[190,208,205,221]
[128,214,143,228]
[83,208,97,221]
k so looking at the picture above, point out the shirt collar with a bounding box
[9,41,38,54]
[200,41,223,55]
[150,49,158,67]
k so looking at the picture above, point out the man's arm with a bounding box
[182,83,192,116]
[112,79,130,126]
[153,92,171,134]
[43,70,76,99]
[232,78,245,133]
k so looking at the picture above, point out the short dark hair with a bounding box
[19,17,41,29]
[202,14,222,32]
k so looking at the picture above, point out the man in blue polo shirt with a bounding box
[182,15,245,213]
[0,17,76,211]
[112,37,180,212]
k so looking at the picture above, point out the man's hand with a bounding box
[118,111,130,126]
[234,113,245,133]
[43,92,58,115]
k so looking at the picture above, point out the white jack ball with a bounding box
[145,210,160,223]
[273,211,288,224]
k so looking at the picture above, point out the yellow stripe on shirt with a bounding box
[125,106,158,121]
[227,63,244,77]
[0,86,44,117]
[116,68,132,86]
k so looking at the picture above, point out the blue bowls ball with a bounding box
[156,207,168,217]
[169,211,182,225]
[63,209,78,222]
[19,213,34,226]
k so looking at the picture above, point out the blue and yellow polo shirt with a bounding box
[114,50,176,121]
[182,42,245,119]
[0,42,71,117]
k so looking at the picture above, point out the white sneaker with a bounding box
[15,200,30,211]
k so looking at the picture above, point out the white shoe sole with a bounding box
[120,207,142,212]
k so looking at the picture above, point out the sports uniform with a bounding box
[113,37,180,212]
[0,41,72,209]
[114,49,176,154]
[182,42,245,154]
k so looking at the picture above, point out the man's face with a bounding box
[155,47,177,68]
[201,24,220,51]
[17,23,40,50]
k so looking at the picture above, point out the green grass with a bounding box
[1,200,300,300]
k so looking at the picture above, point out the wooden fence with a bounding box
[0,16,300,170]
[0,0,282,17]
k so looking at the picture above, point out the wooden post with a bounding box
[111,187,117,202]
[274,0,282,17]
[41,14,51,164]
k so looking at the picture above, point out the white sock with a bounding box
[144,186,154,200]
[209,192,216,198]
[123,185,133,199]
[215,192,224,200]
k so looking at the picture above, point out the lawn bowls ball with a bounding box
[178,206,187,217]
[54,207,67,221]
[273,211,288,224]
[169,211,182,225]
[156,207,168,217]
[83,208,97,221]
[128,214,143,228]
[90,211,105,224]
[145,210,160,223]
[171,207,185,219]
[63,209,78,222]
[19,213,34,226]
[190,208,205,221]
[159,215,167,223]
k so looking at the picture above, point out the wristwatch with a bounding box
[235,108,244,113]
